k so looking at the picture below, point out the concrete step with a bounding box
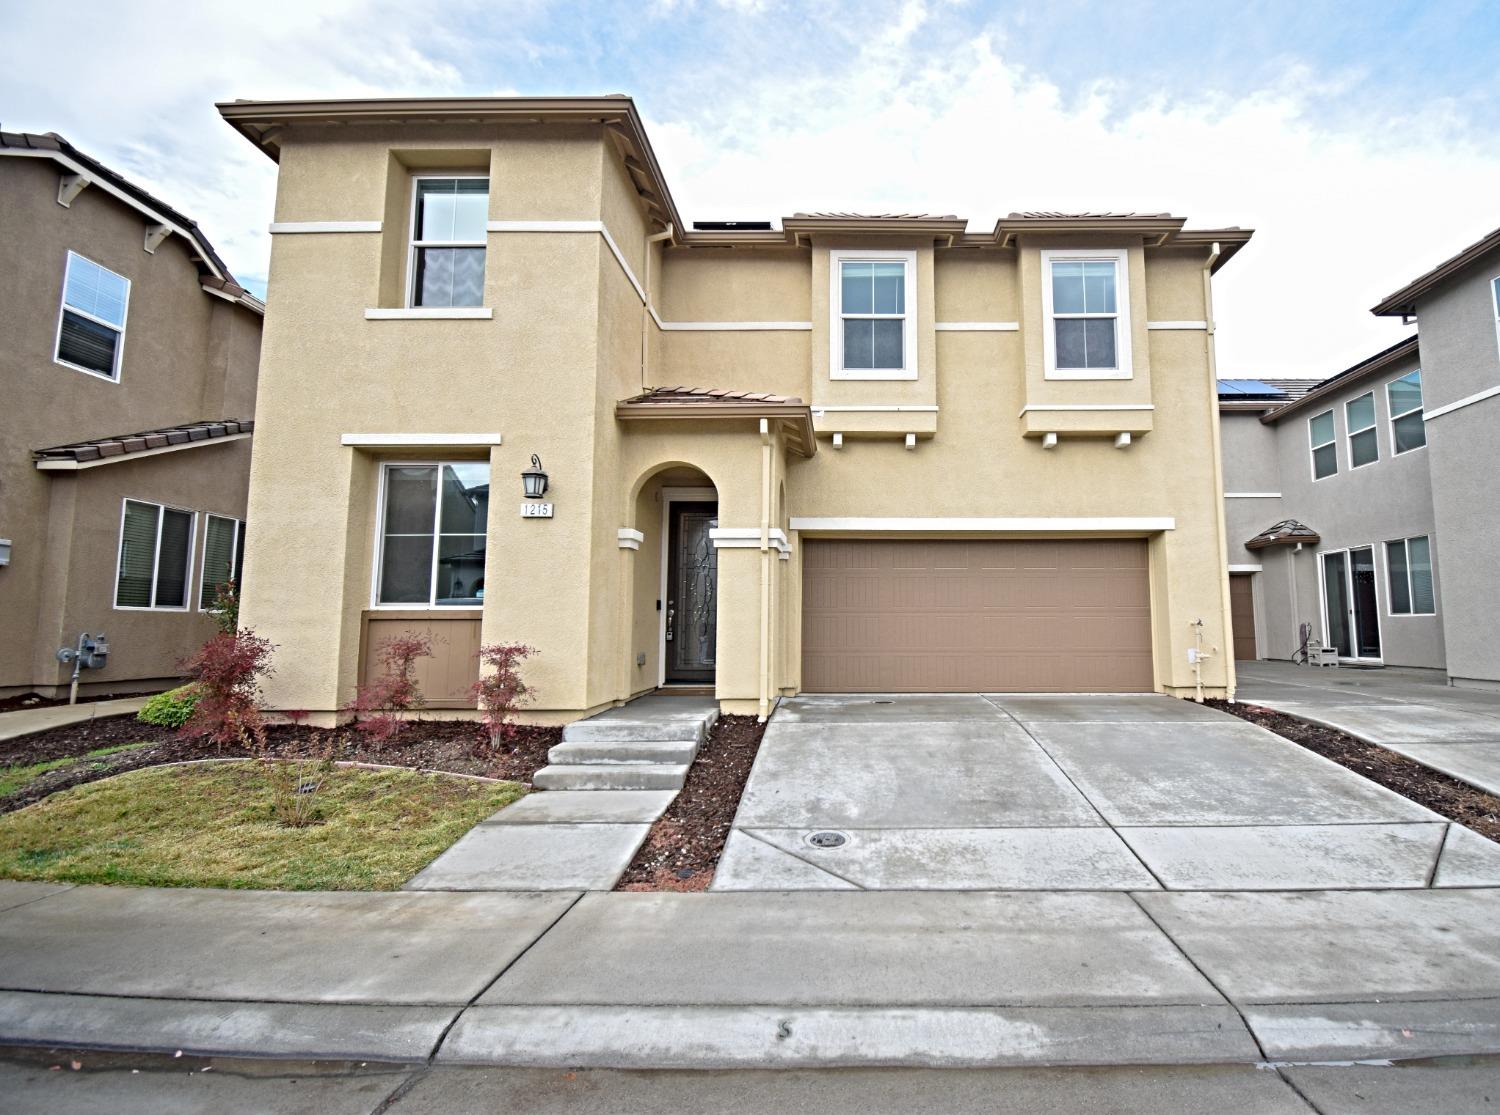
[562,719,709,744]
[548,739,700,766]
[533,763,691,792]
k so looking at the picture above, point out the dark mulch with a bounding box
[1,714,560,815]
[616,714,768,892]
[1210,699,1500,843]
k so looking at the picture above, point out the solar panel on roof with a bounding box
[1217,379,1288,397]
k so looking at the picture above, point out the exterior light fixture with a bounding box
[521,454,549,499]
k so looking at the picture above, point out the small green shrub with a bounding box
[137,685,200,729]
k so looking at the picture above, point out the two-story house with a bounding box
[1217,223,1500,691]
[0,132,262,699]
[219,95,1250,724]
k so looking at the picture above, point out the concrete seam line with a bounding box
[737,826,869,890]
[1126,890,1272,1063]
[424,890,585,1064]
[370,1067,429,1114]
[1425,823,1453,889]
[1272,1065,1332,1115]
[0,884,79,919]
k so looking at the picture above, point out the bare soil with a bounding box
[616,714,767,892]
[1210,699,1500,842]
[1,715,559,815]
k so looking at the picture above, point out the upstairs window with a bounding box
[1345,391,1379,468]
[1387,369,1426,453]
[1309,410,1338,480]
[1042,249,1132,379]
[408,177,488,308]
[1386,535,1435,615]
[199,514,244,610]
[376,462,490,607]
[56,251,129,380]
[831,249,916,379]
[116,499,194,610]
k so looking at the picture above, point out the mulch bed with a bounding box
[616,714,768,892]
[1,715,559,816]
[1209,699,1500,843]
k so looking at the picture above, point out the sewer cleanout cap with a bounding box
[805,830,849,849]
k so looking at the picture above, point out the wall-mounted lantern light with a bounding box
[521,454,549,499]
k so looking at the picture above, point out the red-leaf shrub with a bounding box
[178,629,275,752]
[471,643,535,750]
[343,631,433,749]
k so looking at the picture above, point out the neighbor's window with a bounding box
[1345,391,1379,468]
[1309,410,1338,480]
[116,499,194,610]
[1042,249,1132,379]
[1386,535,1435,615]
[1387,370,1426,453]
[376,462,490,607]
[56,251,130,380]
[198,514,244,610]
[408,177,488,308]
[832,249,915,379]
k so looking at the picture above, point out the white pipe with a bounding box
[1201,240,1233,701]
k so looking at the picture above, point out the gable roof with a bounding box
[1372,224,1500,317]
[33,419,254,471]
[0,131,264,315]
[1245,519,1321,550]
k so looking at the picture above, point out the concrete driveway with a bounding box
[1237,660,1500,797]
[714,692,1500,891]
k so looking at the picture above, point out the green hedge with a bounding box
[137,685,200,729]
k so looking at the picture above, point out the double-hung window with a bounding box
[1309,409,1338,480]
[376,462,490,607]
[198,514,245,610]
[1042,249,1132,379]
[831,249,916,379]
[56,251,130,380]
[1386,370,1426,453]
[408,177,489,308]
[1345,391,1379,468]
[116,499,194,610]
[1386,535,1435,615]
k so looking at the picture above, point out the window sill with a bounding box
[1044,367,1133,381]
[831,367,919,381]
[364,308,493,320]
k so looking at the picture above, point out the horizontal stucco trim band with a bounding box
[269,221,382,234]
[934,322,1020,331]
[1224,492,1282,498]
[340,433,503,447]
[1017,404,1155,414]
[1423,383,1500,421]
[790,516,1175,533]
[1228,563,1263,572]
[656,320,813,331]
[1146,321,1209,330]
[487,220,648,303]
[34,432,252,471]
[364,308,493,320]
[711,527,791,553]
[811,405,940,413]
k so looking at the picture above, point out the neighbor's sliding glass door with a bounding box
[1321,547,1382,660]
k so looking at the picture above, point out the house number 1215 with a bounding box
[521,502,554,518]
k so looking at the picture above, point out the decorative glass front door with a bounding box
[1321,547,1382,660]
[666,502,718,682]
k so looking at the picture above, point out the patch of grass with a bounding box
[0,762,525,891]
[0,743,153,797]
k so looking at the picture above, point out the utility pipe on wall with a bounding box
[1200,241,1234,700]
[758,418,773,722]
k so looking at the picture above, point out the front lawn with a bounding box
[0,743,153,798]
[0,762,525,890]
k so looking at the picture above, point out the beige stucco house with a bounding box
[219,95,1250,723]
[0,132,262,698]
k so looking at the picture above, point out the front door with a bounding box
[666,502,718,683]
[1321,547,1382,660]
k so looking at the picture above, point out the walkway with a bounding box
[0,696,149,742]
[714,692,1500,890]
[1237,660,1500,796]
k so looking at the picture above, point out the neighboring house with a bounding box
[0,131,263,699]
[218,95,1250,724]
[1218,222,1500,690]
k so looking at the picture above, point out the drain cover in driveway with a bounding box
[806,831,849,849]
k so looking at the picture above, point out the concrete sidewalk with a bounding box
[1237,660,1500,796]
[0,696,151,742]
[4,880,1500,1069]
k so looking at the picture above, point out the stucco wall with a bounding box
[0,156,260,693]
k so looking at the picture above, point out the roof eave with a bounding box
[1371,226,1500,317]
[1258,335,1421,424]
[993,215,1187,247]
[615,402,816,456]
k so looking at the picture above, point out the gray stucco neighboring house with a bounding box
[1218,222,1500,690]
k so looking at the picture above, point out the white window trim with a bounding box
[1493,274,1500,360]
[1386,369,1427,456]
[370,461,487,611]
[1041,248,1133,381]
[1309,409,1338,482]
[55,250,129,383]
[1344,390,1380,470]
[114,498,196,612]
[1385,535,1437,617]
[829,248,917,381]
[197,514,243,612]
[405,173,489,311]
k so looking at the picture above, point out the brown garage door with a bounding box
[801,539,1154,693]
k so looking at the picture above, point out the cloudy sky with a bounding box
[5,0,1498,377]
